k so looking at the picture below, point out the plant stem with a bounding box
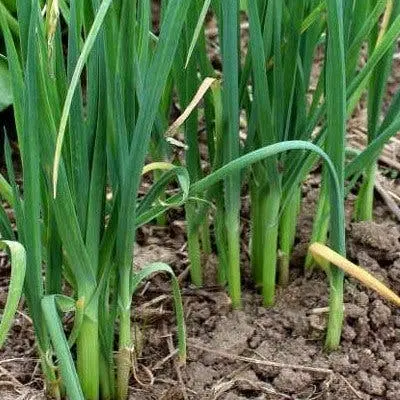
[200,219,212,255]
[354,162,376,221]
[186,204,203,287]
[39,348,62,400]
[325,270,344,350]
[215,191,228,285]
[278,189,301,286]
[99,352,114,400]
[221,0,241,307]
[77,314,100,400]
[117,254,134,400]
[262,188,281,306]
[117,308,131,400]
[305,180,330,270]
[354,0,398,222]
[250,182,264,286]
[225,209,242,308]
[325,0,347,351]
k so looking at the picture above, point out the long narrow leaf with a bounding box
[0,241,26,347]
[42,295,84,400]
[53,0,113,196]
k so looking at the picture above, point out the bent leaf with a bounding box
[0,240,26,347]
[131,263,186,362]
[166,77,217,138]
[136,166,190,225]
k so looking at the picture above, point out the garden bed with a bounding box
[0,182,399,400]
[0,3,400,399]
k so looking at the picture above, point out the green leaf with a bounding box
[137,141,344,240]
[137,166,190,218]
[130,263,186,361]
[0,55,12,111]
[0,171,14,207]
[185,0,212,68]
[52,0,114,196]
[0,1,18,37]
[42,295,85,400]
[0,240,26,348]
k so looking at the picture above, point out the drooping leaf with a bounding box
[0,240,26,347]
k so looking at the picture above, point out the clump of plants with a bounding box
[0,1,399,399]
[0,0,190,398]
[175,0,400,350]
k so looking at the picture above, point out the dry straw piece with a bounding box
[309,243,400,307]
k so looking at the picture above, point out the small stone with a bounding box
[256,307,266,317]
[222,394,248,400]
[357,349,376,373]
[355,317,370,345]
[393,342,400,358]
[206,311,254,363]
[350,222,400,261]
[236,369,263,391]
[378,326,396,341]
[186,362,218,393]
[381,351,396,364]
[348,348,360,363]
[388,260,400,285]
[381,360,400,380]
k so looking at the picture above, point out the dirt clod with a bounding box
[349,221,400,261]
[208,311,254,357]
[370,299,392,327]
[357,371,387,396]
[273,368,313,394]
